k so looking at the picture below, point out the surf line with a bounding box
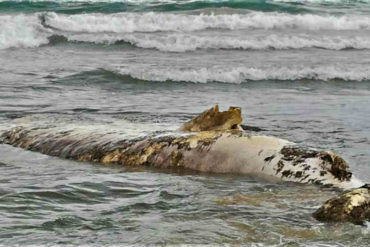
[1,105,369,223]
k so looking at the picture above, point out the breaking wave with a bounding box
[0,14,50,49]
[110,65,370,83]
[66,33,370,52]
[2,11,370,51]
[42,12,370,32]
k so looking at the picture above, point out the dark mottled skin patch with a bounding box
[295,171,303,178]
[361,184,370,189]
[308,178,322,185]
[292,158,305,166]
[264,155,275,163]
[280,147,318,160]
[320,171,327,176]
[280,146,353,182]
[300,174,310,182]
[320,152,352,181]
[275,160,284,174]
[303,165,311,171]
[240,125,264,132]
[281,170,293,178]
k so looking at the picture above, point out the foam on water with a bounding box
[2,11,370,50]
[43,11,370,32]
[0,14,50,49]
[67,32,370,52]
[114,65,370,83]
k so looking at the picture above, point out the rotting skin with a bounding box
[0,126,225,170]
[0,106,368,224]
[0,126,358,186]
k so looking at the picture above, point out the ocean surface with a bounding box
[1,0,370,246]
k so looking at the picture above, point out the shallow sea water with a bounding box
[1,0,370,246]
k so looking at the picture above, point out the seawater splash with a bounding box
[0,14,50,49]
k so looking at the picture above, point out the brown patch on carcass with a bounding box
[77,148,107,162]
[101,149,121,164]
[170,151,184,167]
[1,126,28,146]
[119,141,168,166]
[1,124,226,171]
[1,105,236,169]
[179,105,242,132]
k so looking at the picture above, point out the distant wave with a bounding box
[42,12,370,32]
[4,30,370,52]
[2,12,370,50]
[66,33,370,52]
[111,65,370,83]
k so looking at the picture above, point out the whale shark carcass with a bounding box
[0,105,368,223]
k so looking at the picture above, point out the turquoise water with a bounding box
[1,0,370,14]
[1,0,370,246]
[0,0,359,14]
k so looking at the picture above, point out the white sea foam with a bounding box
[2,11,370,50]
[114,65,370,83]
[68,32,370,52]
[0,14,50,49]
[43,11,370,33]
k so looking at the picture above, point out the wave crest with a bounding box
[42,12,370,33]
[112,65,370,83]
[67,33,370,52]
[0,14,50,49]
[2,11,370,50]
